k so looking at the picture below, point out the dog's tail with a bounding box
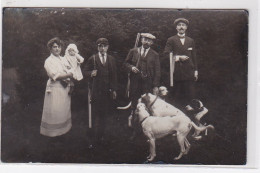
[117,101,132,110]
[190,122,214,135]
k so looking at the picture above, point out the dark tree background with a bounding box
[1,8,248,164]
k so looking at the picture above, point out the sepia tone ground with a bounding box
[1,86,246,164]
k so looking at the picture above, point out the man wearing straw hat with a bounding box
[124,33,160,117]
[163,18,198,108]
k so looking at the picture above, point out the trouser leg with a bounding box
[183,81,195,105]
[171,81,184,108]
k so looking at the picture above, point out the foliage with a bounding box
[3,8,248,110]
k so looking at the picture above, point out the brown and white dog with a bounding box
[185,99,209,139]
[135,102,214,161]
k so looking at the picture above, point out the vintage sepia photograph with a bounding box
[1,7,248,165]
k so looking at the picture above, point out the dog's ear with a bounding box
[141,94,149,105]
[191,99,201,110]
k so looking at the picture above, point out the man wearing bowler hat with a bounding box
[85,38,117,147]
[163,18,198,108]
[124,33,160,114]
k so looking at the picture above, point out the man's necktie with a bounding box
[141,48,147,58]
[102,54,105,64]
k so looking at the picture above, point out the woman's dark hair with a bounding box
[47,37,62,50]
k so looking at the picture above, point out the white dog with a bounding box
[139,93,185,117]
[158,86,168,100]
[135,102,214,161]
[140,93,215,136]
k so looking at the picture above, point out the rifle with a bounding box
[88,56,96,128]
[125,33,141,97]
[169,52,176,87]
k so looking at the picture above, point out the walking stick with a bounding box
[169,52,176,87]
[88,56,96,128]
[88,84,92,128]
[125,33,141,97]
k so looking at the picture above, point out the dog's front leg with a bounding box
[174,134,185,160]
[147,138,156,162]
[146,140,151,160]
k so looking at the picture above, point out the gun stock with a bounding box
[170,52,176,87]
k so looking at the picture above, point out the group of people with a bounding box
[40,18,199,147]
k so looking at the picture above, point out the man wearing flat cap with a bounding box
[84,38,117,147]
[124,33,160,112]
[163,18,198,108]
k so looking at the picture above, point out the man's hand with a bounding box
[194,71,198,81]
[112,91,117,100]
[179,55,189,62]
[153,87,159,95]
[131,66,140,73]
[91,70,97,77]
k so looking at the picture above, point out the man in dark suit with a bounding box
[124,33,161,112]
[85,38,117,147]
[163,18,198,109]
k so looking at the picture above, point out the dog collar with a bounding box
[149,95,159,109]
[140,116,148,125]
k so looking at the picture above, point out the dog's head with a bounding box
[185,99,204,112]
[136,102,147,111]
[158,86,168,97]
[135,102,150,123]
[140,93,155,106]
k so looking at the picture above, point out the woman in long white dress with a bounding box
[40,37,74,137]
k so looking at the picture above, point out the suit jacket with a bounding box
[84,53,117,100]
[124,47,160,89]
[163,35,197,82]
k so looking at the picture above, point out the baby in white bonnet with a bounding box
[65,43,84,81]
[64,43,84,94]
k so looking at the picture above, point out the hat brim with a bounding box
[174,19,189,26]
[97,43,109,46]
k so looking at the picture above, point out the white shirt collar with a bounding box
[177,33,186,38]
[99,52,107,56]
[141,46,150,56]
[98,52,107,64]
